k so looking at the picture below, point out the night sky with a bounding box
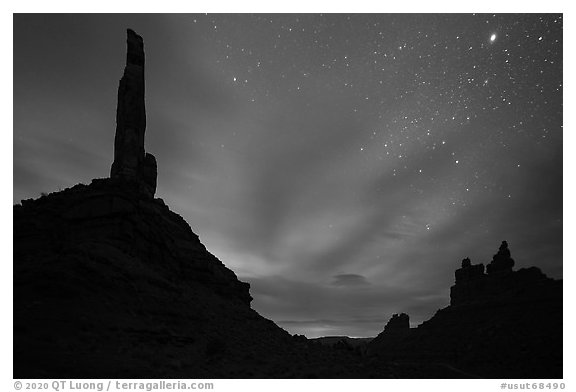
[13,14,563,338]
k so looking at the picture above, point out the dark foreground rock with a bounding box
[368,242,562,379]
[14,179,400,378]
[14,179,271,377]
[15,188,561,379]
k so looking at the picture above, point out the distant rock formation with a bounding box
[110,29,157,198]
[450,241,547,306]
[486,240,515,275]
[368,241,562,378]
[450,257,486,306]
[383,313,409,333]
[311,336,373,348]
[366,312,413,360]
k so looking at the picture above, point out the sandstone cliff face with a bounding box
[368,242,562,378]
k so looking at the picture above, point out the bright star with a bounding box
[490,33,497,42]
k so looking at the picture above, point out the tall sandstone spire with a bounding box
[110,28,157,197]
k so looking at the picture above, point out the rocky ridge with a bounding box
[368,241,562,378]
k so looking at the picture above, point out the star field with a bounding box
[198,13,561,215]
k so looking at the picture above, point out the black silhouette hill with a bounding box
[368,242,562,378]
[13,29,562,379]
[14,177,285,377]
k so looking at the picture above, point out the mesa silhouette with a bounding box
[13,29,562,379]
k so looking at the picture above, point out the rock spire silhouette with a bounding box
[110,29,157,197]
